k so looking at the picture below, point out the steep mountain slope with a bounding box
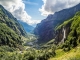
[19,21,34,33]
[49,11,80,60]
[0,5,27,48]
[34,3,80,43]
[0,5,27,36]
[56,11,80,49]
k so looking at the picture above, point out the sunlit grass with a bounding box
[49,45,80,60]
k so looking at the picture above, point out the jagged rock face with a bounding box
[55,23,71,44]
[34,3,80,43]
[34,19,55,43]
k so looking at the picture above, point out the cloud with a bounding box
[0,0,40,25]
[39,0,80,16]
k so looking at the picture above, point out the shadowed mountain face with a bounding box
[34,3,80,43]
[0,5,27,47]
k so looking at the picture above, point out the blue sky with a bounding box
[0,0,80,26]
[23,0,46,21]
[0,0,46,26]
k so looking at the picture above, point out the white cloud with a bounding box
[39,0,80,16]
[0,0,40,25]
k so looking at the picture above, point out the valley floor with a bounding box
[49,45,80,60]
[0,45,80,60]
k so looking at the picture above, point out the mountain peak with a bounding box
[76,3,80,6]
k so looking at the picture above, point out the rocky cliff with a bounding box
[54,19,72,44]
[56,11,80,48]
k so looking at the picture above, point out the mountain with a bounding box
[34,3,80,43]
[19,21,34,33]
[0,4,80,60]
[0,5,27,49]
[55,11,80,47]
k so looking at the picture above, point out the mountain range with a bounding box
[0,3,80,60]
[34,3,80,44]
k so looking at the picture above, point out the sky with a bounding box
[0,0,80,26]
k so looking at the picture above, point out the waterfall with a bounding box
[63,28,66,39]
[62,28,66,43]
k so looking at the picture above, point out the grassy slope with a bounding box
[0,6,27,36]
[0,5,28,50]
[49,11,80,60]
[0,23,24,51]
[49,45,80,60]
